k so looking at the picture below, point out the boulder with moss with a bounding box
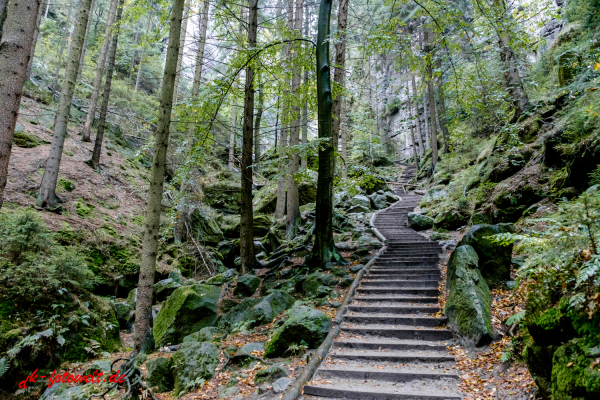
[172,341,219,397]
[183,326,226,344]
[264,304,331,358]
[153,284,220,346]
[219,290,295,330]
[433,209,469,230]
[445,245,493,346]
[407,213,434,230]
[146,357,174,393]
[190,207,224,244]
[154,278,182,302]
[234,274,261,297]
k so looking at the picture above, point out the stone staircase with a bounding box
[302,165,461,399]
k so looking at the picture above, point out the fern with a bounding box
[0,358,9,378]
[505,311,525,327]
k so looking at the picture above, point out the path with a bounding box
[302,165,461,399]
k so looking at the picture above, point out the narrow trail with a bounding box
[302,165,462,399]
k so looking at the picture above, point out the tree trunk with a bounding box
[229,8,244,171]
[331,0,348,166]
[38,0,93,208]
[133,0,185,355]
[300,9,309,170]
[340,98,348,178]
[435,56,449,153]
[0,0,6,40]
[240,0,258,275]
[52,0,73,91]
[191,0,209,98]
[307,0,343,269]
[81,0,118,142]
[425,29,438,168]
[410,75,424,156]
[77,0,95,81]
[173,2,189,104]
[135,17,151,92]
[254,73,263,173]
[25,0,45,80]
[0,0,42,209]
[129,17,141,79]
[286,0,303,240]
[90,0,123,170]
[407,83,419,170]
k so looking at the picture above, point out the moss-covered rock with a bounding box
[253,215,274,237]
[264,304,331,358]
[154,278,182,302]
[153,284,220,346]
[219,290,295,330]
[445,245,493,346]
[407,212,434,230]
[114,302,134,330]
[183,327,225,344]
[528,306,576,347]
[457,223,514,288]
[146,357,174,393]
[234,274,261,297]
[302,272,336,298]
[205,268,237,285]
[172,341,219,396]
[204,180,242,213]
[253,171,318,214]
[524,343,558,398]
[255,364,287,384]
[190,207,224,244]
[40,382,108,400]
[433,208,469,230]
[551,339,600,399]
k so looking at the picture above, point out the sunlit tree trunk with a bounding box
[286,0,303,240]
[407,83,419,170]
[301,9,309,170]
[331,0,348,167]
[52,0,73,91]
[77,0,95,81]
[307,0,343,269]
[410,75,424,156]
[133,0,185,354]
[90,0,124,170]
[129,18,141,79]
[229,7,244,171]
[173,1,189,104]
[340,98,348,178]
[25,0,45,80]
[240,0,258,275]
[81,0,118,142]
[435,56,450,153]
[0,0,42,209]
[254,73,263,173]
[424,29,438,167]
[38,0,93,208]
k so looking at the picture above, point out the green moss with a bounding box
[552,339,600,399]
[75,201,95,218]
[58,178,75,192]
[102,224,118,238]
[13,131,42,148]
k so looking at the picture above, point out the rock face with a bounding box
[253,171,317,214]
[172,341,219,396]
[457,223,515,288]
[264,304,331,358]
[234,274,261,297]
[190,207,224,244]
[445,245,493,346]
[153,284,221,346]
[203,178,241,213]
[146,357,174,393]
[407,212,434,230]
[219,290,295,330]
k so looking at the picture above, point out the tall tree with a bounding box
[340,97,348,178]
[133,0,185,354]
[89,0,124,169]
[190,0,210,107]
[0,0,42,209]
[406,83,419,170]
[254,73,263,173]
[52,0,74,91]
[173,1,189,104]
[435,56,449,153]
[410,75,424,155]
[25,0,45,80]
[38,0,93,208]
[331,0,348,165]
[229,7,244,171]
[0,0,6,39]
[135,17,152,92]
[240,0,259,275]
[424,29,438,168]
[286,0,303,240]
[307,0,343,268]
[81,0,119,142]
[300,8,309,170]
[77,0,96,81]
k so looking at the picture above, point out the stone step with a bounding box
[343,314,446,327]
[341,325,453,341]
[347,305,441,314]
[356,287,439,296]
[327,350,455,364]
[373,262,440,268]
[364,274,441,281]
[303,383,461,400]
[353,296,439,303]
[317,367,459,383]
[333,339,449,351]
[360,280,439,288]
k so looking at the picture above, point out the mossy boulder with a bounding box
[172,341,219,397]
[302,272,336,298]
[527,306,576,347]
[264,304,331,358]
[253,215,274,237]
[153,284,220,346]
[219,290,295,330]
[445,245,493,346]
[358,175,390,195]
[205,269,237,285]
[255,364,288,384]
[154,278,182,302]
[551,339,600,399]
[190,207,224,244]
[40,382,108,400]
[234,274,261,297]
[433,209,469,230]
[556,50,579,86]
[457,223,515,288]
[407,213,434,230]
[183,326,225,344]
[114,302,134,330]
[524,343,559,398]
[350,195,371,209]
[146,357,174,393]
[253,171,318,214]
[368,193,387,210]
[204,180,241,213]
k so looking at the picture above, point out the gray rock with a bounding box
[384,191,400,203]
[350,264,364,272]
[259,383,272,393]
[272,377,292,393]
[190,207,224,244]
[40,383,105,400]
[237,341,264,356]
[445,245,493,347]
[146,357,174,393]
[234,274,261,297]
[219,290,295,330]
[172,342,219,396]
[302,272,336,297]
[423,188,448,202]
[154,278,182,301]
[153,284,221,346]
[350,194,371,209]
[407,212,434,230]
[206,268,237,285]
[182,326,225,344]
[83,360,112,376]
[433,209,469,230]
[126,288,137,307]
[255,364,287,384]
[264,304,331,357]
[168,269,183,284]
[368,193,387,210]
[114,302,134,330]
[504,281,516,290]
[346,205,370,214]
[219,386,240,398]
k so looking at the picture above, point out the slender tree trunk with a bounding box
[410,75,424,156]
[133,0,185,355]
[229,8,244,170]
[424,29,438,168]
[240,0,258,275]
[275,0,294,219]
[191,0,209,99]
[331,0,348,167]
[38,0,93,208]
[173,1,189,104]
[135,18,151,92]
[77,0,95,81]
[129,17,141,79]
[0,0,42,209]
[81,0,118,142]
[307,0,343,269]
[301,10,309,170]
[53,0,73,91]
[286,0,303,240]
[254,73,263,173]
[25,0,45,80]
[407,83,419,170]
[340,98,348,178]
[435,56,449,153]
[0,0,6,40]
[44,0,49,17]
[90,0,123,169]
